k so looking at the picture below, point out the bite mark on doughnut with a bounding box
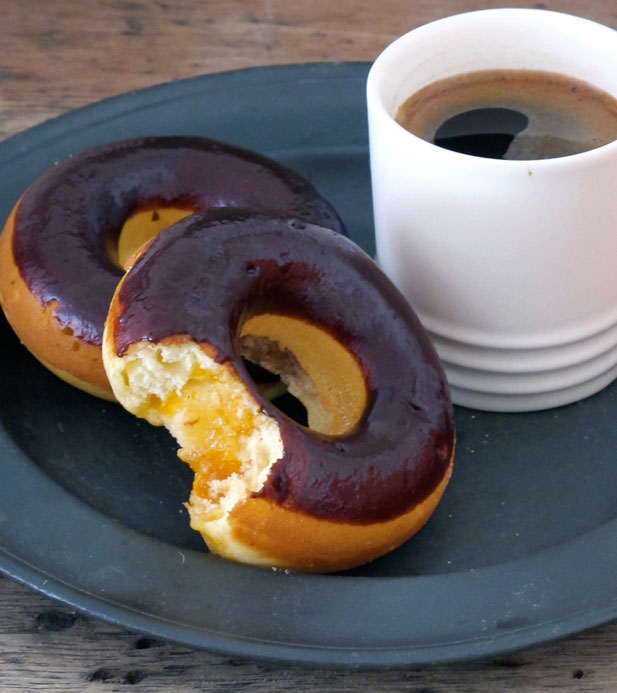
[110,337,284,558]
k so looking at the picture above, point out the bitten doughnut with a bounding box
[0,136,344,399]
[102,210,455,573]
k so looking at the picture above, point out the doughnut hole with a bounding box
[116,207,193,269]
[239,314,368,436]
[242,359,307,424]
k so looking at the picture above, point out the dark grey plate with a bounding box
[1,63,617,669]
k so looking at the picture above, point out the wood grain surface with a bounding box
[2,0,617,690]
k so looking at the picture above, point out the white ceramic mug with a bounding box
[367,8,617,411]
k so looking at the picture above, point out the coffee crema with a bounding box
[395,69,617,160]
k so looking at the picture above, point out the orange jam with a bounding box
[157,366,258,502]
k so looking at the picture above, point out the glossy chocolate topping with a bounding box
[113,212,455,524]
[12,136,345,344]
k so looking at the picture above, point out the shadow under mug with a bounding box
[367,8,617,411]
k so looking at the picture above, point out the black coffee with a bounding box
[395,69,617,159]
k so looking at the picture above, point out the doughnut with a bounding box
[102,210,455,573]
[0,136,344,400]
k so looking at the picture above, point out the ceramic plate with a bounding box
[1,63,617,668]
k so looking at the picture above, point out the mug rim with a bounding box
[366,7,617,166]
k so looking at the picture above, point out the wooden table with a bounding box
[2,0,617,689]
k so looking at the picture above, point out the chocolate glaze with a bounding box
[113,212,455,524]
[12,136,345,344]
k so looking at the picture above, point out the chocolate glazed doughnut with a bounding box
[103,211,455,573]
[0,136,344,399]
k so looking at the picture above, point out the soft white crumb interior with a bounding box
[108,340,283,553]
